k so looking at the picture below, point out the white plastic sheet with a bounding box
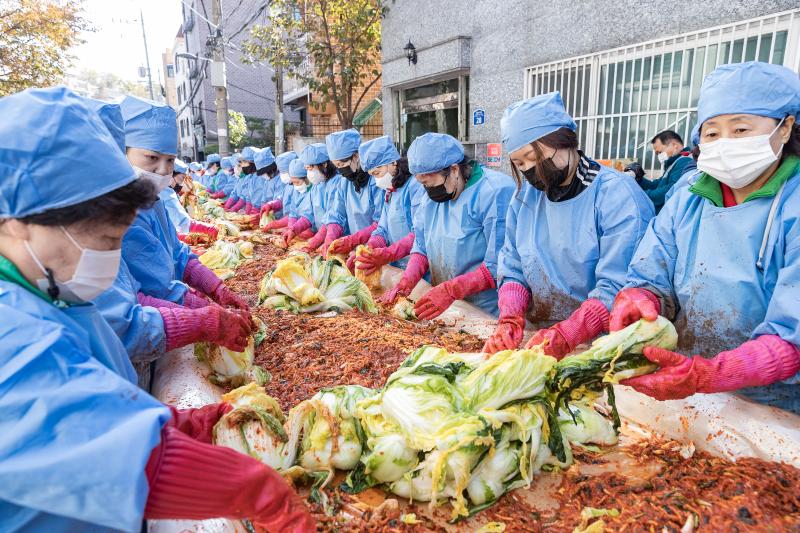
[150,264,800,532]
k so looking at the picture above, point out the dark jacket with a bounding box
[640,147,693,212]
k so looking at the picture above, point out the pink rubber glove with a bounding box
[183,258,223,296]
[211,191,226,199]
[189,221,219,240]
[297,228,315,240]
[212,284,250,311]
[167,403,233,444]
[379,252,429,306]
[415,263,496,321]
[345,252,357,273]
[138,292,182,310]
[322,223,345,258]
[285,217,312,247]
[483,282,531,354]
[245,202,255,214]
[261,199,282,215]
[263,216,289,232]
[356,232,415,276]
[230,199,246,212]
[183,290,213,309]
[525,298,609,359]
[159,305,253,351]
[623,335,800,401]
[329,222,378,256]
[145,426,315,532]
[223,197,236,210]
[609,288,661,332]
[366,235,387,249]
[301,225,327,253]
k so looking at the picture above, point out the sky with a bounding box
[71,0,183,83]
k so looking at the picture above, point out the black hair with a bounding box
[393,157,412,189]
[650,130,683,145]
[207,162,220,173]
[262,162,278,177]
[440,156,474,181]
[783,122,800,159]
[321,160,338,181]
[19,179,158,227]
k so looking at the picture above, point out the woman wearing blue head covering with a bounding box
[202,153,222,188]
[119,96,249,308]
[247,147,280,212]
[290,143,344,253]
[353,136,426,273]
[608,62,800,413]
[381,133,516,318]
[277,148,330,247]
[482,92,654,355]
[323,129,385,259]
[0,87,313,533]
[257,150,298,224]
[224,146,260,213]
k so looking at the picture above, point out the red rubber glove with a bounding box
[322,223,345,258]
[609,288,660,332]
[623,335,800,401]
[379,252,429,306]
[356,232,416,276]
[212,284,250,311]
[230,199,246,212]
[524,298,609,359]
[285,217,312,247]
[301,225,327,254]
[138,292,182,310]
[210,191,226,199]
[261,199,282,215]
[483,282,530,354]
[183,290,213,309]
[189,221,219,240]
[345,253,357,273]
[329,222,378,256]
[145,426,315,532]
[167,403,233,444]
[223,197,236,210]
[366,235,387,249]
[245,202,256,215]
[297,228,315,240]
[263,216,289,232]
[415,263,496,321]
[159,305,253,352]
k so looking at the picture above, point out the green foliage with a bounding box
[0,0,92,96]
[228,110,249,149]
[243,0,385,129]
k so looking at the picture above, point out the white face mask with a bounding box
[657,151,669,165]
[698,119,784,189]
[293,182,309,193]
[25,227,121,303]
[307,169,324,184]
[133,166,172,191]
[374,171,394,190]
[279,172,292,184]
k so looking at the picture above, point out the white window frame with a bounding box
[523,9,800,175]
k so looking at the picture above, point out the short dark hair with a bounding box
[783,122,800,160]
[20,179,158,227]
[393,157,412,189]
[651,130,683,145]
[321,160,338,181]
[440,156,474,182]
[207,162,220,172]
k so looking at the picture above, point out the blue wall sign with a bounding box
[473,109,485,126]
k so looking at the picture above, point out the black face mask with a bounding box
[241,163,256,175]
[345,167,370,192]
[338,164,355,178]
[425,183,454,203]
[521,153,571,192]
[171,184,182,194]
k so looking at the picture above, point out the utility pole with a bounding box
[139,9,155,100]
[210,0,230,155]
[275,62,284,155]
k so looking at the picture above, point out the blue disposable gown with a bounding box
[122,198,196,303]
[372,177,426,269]
[625,164,800,413]
[249,176,271,208]
[95,258,166,363]
[306,176,341,232]
[411,166,516,316]
[219,173,240,196]
[498,165,654,326]
[275,181,293,219]
[160,186,192,234]
[327,175,384,234]
[292,186,314,223]
[0,278,170,532]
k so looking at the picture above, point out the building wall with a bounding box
[180,0,298,157]
[162,47,178,108]
[381,0,799,160]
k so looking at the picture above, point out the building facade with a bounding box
[380,1,800,174]
[178,0,297,160]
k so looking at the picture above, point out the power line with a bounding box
[180,0,217,30]
[224,1,269,43]
[227,80,277,103]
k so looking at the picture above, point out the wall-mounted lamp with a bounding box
[404,40,417,65]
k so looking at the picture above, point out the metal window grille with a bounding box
[524,9,800,175]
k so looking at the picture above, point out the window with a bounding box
[524,9,800,175]
[167,64,174,78]
[397,76,469,151]
[180,120,185,137]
